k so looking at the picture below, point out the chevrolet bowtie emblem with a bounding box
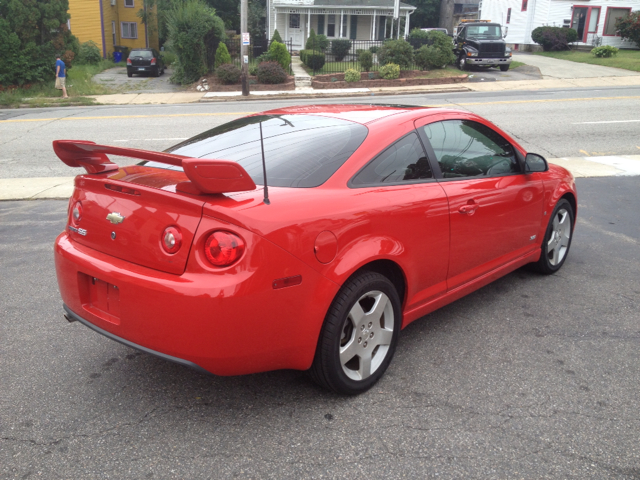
[106,212,125,225]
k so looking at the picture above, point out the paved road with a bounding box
[1,176,639,478]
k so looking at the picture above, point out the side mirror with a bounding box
[503,27,509,38]
[525,153,548,173]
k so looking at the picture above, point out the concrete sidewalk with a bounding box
[3,155,639,201]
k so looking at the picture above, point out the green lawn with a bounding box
[0,60,116,107]
[534,49,640,72]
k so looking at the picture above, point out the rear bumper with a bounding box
[467,57,512,66]
[55,228,339,376]
[127,66,156,74]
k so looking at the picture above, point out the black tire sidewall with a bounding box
[538,199,574,274]
[315,272,401,395]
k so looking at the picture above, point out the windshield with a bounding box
[129,50,153,58]
[467,25,502,39]
[145,115,368,188]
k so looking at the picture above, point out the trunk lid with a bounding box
[68,166,205,275]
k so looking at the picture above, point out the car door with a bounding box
[415,116,544,291]
[350,131,451,312]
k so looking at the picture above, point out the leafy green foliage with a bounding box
[216,63,241,84]
[408,28,429,40]
[409,0,441,29]
[315,35,330,52]
[214,42,231,68]
[615,11,640,48]
[78,41,102,65]
[358,50,373,72]
[269,41,291,72]
[378,40,414,68]
[331,39,352,62]
[0,0,79,86]
[591,45,619,57]
[305,29,317,50]
[379,63,400,79]
[414,31,455,69]
[257,61,287,84]
[272,29,283,43]
[531,26,578,51]
[300,50,326,70]
[166,0,225,85]
[344,69,361,82]
[160,50,177,66]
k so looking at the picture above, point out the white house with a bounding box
[478,0,639,49]
[266,0,418,51]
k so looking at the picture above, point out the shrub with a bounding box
[591,45,619,58]
[216,63,240,84]
[344,69,361,82]
[615,11,640,48]
[300,49,326,70]
[369,46,379,54]
[214,42,231,68]
[249,64,258,76]
[305,29,317,50]
[379,63,400,79]
[414,32,455,70]
[160,51,177,67]
[358,50,373,71]
[331,39,352,62]
[531,26,578,51]
[271,29,283,43]
[378,39,413,68]
[78,41,101,65]
[269,40,291,72]
[257,61,287,84]
[315,34,330,52]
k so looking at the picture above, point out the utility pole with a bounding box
[240,0,249,96]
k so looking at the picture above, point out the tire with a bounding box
[127,71,132,78]
[309,271,401,395]
[531,198,574,274]
[500,64,510,72]
[458,55,469,71]
[154,67,160,77]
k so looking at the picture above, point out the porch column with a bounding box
[390,15,394,38]
[384,16,388,39]
[285,11,288,43]
[372,10,376,40]
[340,10,344,37]
[404,10,409,38]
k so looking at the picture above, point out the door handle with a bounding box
[459,203,479,215]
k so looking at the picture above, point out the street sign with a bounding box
[242,32,250,46]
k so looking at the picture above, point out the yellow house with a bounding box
[68,0,159,59]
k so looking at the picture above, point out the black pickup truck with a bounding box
[453,21,512,71]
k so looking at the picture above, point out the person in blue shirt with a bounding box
[55,55,69,98]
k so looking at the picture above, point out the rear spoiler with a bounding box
[52,140,256,195]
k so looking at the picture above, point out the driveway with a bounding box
[512,52,640,79]
[93,66,185,94]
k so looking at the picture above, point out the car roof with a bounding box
[258,104,452,125]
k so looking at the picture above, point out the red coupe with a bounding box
[54,105,577,394]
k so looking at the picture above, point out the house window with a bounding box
[603,7,631,36]
[121,22,137,39]
[341,14,348,37]
[350,15,358,40]
[317,15,325,35]
[521,0,527,12]
[289,14,300,29]
[327,15,336,37]
[506,8,511,24]
[124,0,134,7]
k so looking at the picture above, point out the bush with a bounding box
[358,50,373,71]
[300,49,326,70]
[414,32,455,70]
[531,26,578,51]
[78,41,101,65]
[160,51,177,67]
[378,39,413,68]
[369,46,379,54]
[216,63,240,84]
[315,34,330,52]
[271,29,283,43]
[615,11,640,48]
[214,42,231,68]
[344,68,361,82]
[379,63,400,79]
[331,39,352,62]
[249,64,258,76]
[591,45,619,58]
[305,29,317,50]
[269,40,291,72]
[257,61,287,84]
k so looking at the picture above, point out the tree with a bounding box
[407,0,441,28]
[616,11,640,48]
[0,0,78,86]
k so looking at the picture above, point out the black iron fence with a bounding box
[300,38,422,75]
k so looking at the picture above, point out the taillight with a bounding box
[71,201,82,226]
[127,58,132,65]
[204,231,245,267]
[151,57,156,65]
[161,226,182,254]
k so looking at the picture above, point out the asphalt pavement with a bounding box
[1,176,639,478]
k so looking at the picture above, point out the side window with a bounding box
[422,120,520,178]
[351,132,432,186]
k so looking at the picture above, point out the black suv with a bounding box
[453,21,512,71]
[126,48,165,77]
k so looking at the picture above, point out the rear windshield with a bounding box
[129,50,153,58]
[146,114,368,188]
